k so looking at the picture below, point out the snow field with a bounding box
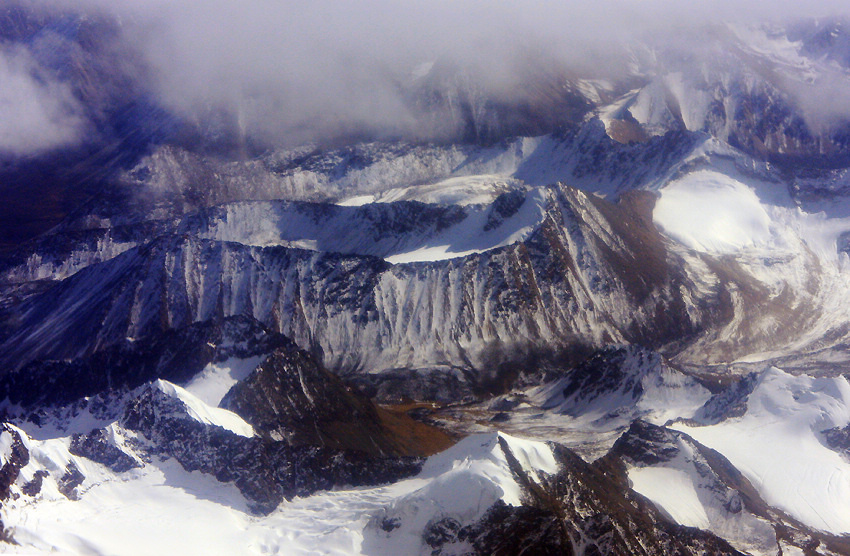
[2,430,557,555]
[675,368,850,535]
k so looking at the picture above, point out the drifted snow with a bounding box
[153,380,255,438]
[675,367,850,535]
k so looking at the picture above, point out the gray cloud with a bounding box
[0,42,88,156]
[25,0,850,148]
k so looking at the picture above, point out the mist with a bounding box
[0,42,87,157]
[9,0,850,152]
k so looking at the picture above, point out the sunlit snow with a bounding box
[183,356,266,407]
[3,431,557,556]
[628,466,710,528]
[654,170,772,254]
[154,380,255,438]
[675,368,850,535]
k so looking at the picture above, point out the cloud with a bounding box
[0,42,89,157]
[21,0,850,148]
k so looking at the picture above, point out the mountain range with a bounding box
[3,4,850,555]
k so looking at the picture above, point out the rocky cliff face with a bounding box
[119,382,423,515]
[0,184,726,395]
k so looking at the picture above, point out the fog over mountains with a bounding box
[4,2,850,555]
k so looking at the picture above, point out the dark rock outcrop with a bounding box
[70,428,141,473]
[0,315,288,408]
[120,383,423,515]
[221,347,453,457]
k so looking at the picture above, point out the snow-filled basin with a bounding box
[654,170,772,254]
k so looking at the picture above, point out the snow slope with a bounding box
[527,347,712,429]
[629,466,709,527]
[385,188,547,263]
[338,174,525,207]
[675,367,850,535]
[183,355,266,407]
[2,431,557,556]
[366,432,558,555]
[655,168,850,367]
[623,425,779,556]
[654,171,772,254]
[190,187,548,264]
[151,380,255,438]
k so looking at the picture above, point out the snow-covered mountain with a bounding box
[6,4,850,554]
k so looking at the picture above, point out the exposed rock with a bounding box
[70,428,141,473]
[221,346,454,457]
[692,373,760,425]
[121,382,423,515]
[822,424,850,458]
[57,461,85,501]
[0,315,289,408]
[21,470,48,496]
[0,424,27,500]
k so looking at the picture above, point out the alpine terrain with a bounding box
[3,2,850,555]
